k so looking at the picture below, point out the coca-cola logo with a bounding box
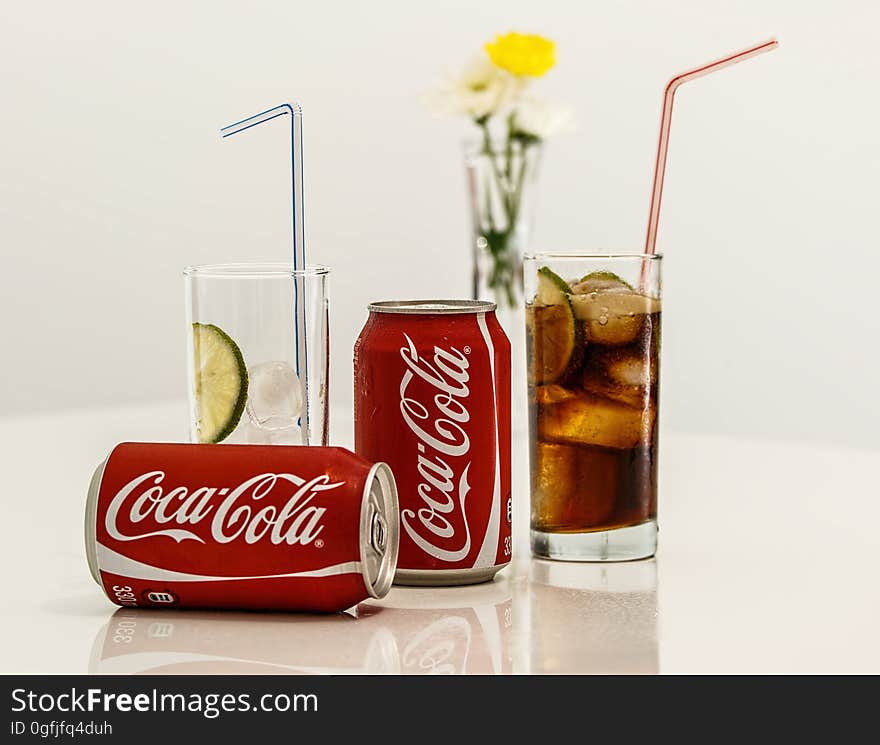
[104,471,342,547]
[401,616,472,675]
[398,333,472,562]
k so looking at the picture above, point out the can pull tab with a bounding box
[370,511,388,554]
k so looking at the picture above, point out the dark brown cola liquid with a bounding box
[529,292,660,534]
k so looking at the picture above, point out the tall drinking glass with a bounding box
[524,253,662,561]
[184,264,329,445]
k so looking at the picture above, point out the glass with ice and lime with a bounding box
[525,254,662,561]
[184,264,329,446]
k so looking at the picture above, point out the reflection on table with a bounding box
[87,559,657,675]
[526,559,658,674]
[89,581,513,675]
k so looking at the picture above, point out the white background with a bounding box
[1,1,878,449]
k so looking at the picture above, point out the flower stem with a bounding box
[473,118,535,309]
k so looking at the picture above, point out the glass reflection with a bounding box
[527,559,659,674]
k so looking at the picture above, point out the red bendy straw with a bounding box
[644,39,778,255]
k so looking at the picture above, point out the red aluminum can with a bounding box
[354,300,511,586]
[84,443,399,613]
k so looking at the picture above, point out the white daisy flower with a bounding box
[511,95,575,140]
[426,55,518,120]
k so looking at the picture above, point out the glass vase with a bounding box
[464,139,542,316]
[465,139,541,433]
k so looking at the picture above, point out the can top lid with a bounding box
[84,458,108,587]
[360,462,399,600]
[368,299,496,315]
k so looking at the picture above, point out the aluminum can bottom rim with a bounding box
[393,564,508,587]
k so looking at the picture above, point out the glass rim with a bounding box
[524,252,663,261]
[183,263,330,279]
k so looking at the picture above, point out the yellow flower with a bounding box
[485,32,556,77]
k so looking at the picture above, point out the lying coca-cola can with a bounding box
[84,443,399,613]
[354,300,512,586]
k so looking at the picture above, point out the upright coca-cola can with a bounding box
[84,443,399,613]
[354,300,511,585]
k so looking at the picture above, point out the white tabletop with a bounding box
[1,401,877,674]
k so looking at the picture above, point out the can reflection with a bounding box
[368,582,512,675]
[528,559,659,674]
[88,609,400,675]
[88,581,512,675]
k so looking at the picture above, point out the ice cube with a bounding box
[569,291,659,347]
[606,353,656,387]
[581,369,642,408]
[538,390,653,450]
[246,361,304,431]
[580,348,657,408]
[240,420,303,444]
[531,441,616,530]
[535,384,577,406]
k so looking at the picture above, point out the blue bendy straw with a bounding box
[221,103,309,443]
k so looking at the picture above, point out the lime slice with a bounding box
[191,323,248,443]
[528,300,582,384]
[571,270,633,294]
[536,266,571,305]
